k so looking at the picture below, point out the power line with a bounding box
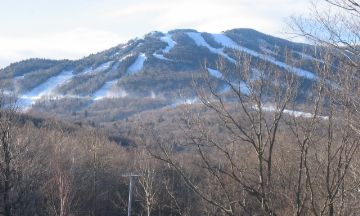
[122,173,141,216]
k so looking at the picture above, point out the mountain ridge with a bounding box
[0,28,321,123]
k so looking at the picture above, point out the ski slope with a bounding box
[186,32,236,63]
[211,33,317,80]
[260,104,328,119]
[207,68,223,79]
[153,33,177,61]
[153,53,172,61]
[161,33,177,53]
[126,53,147,75]
[18,70,74,108]
[82,61,113,74]
[92,81,117,100]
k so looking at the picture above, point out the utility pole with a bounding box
[123,173,140,216]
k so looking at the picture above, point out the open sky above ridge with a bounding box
[0,0,319,68]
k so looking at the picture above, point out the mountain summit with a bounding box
[0,28,320,123]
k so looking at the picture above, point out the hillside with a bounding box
[0,28,322,124]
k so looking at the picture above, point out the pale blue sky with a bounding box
[0,0,313,68]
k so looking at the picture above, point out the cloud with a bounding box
[0,28,124,68]
[105,0,311,34]
[0,0,316,68]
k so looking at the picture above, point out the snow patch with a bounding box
[18,70,74,108]
[293,51,323,62]
[21,70,73,100]
[82,61,113,75]
[150,91,156,99]
[207,68,223,79]
[218,81,250,95]
[187,32,236,63]
[92,81,128,100]
[126,53,147,75]
[211,34,317,80]
[257,104,328,119]
[120,53,134,61]
[91,53,147,100]
[161,34,177,53]
[260,47,277,56]
[152,33,176,61]
[14,74,25,80]
[233,82,250,95]
[168,98,199,108]
[153,53,172,61]
[110,51,120,58]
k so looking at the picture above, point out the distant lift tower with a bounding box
[123,173,141,216]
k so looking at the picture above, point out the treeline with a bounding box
[1,54,360,216]
[0,108,203,216]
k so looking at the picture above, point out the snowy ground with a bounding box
[206,67,250,95]
[82,61,113,74]
[92,81,128,100]
[126,53,147,75]
[211,33,317,80]
[161,33,177,53]
[153,33,177,61]
[92,81,117,100]
[292,51,323,63]
[165,97,199,109]
[258,104,328,119]
[120,53,134,61]
[207,67,223,79]
[153,53,171,61]
[260,47,278,56]
[186,32,317,80]
[186,32,236,63]
[18,70,74,108]
[91,53,147,100]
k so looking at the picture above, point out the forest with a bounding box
[2,0,360,216]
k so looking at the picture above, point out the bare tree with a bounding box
[134,149,157,216]
[147,53,302,215]
[43,129,76,216]
[0,96,18,216]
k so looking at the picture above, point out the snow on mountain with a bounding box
[207,68,223,78]
[153,33,176,61]
[219,80,250,95]
[186,32,236,63]
[211,33,317,80]
[293,51,323,62]
[82,61,114,74]
[18,70,74,108]
[236,82,250,95]
[92,81,120,100]
[120,53,134,61]
[21,70,73,100]
[205,67,249,95]
[91,80,130,100]
[14,74,25,80]
[259,104,328,119]
[260,47,278,56]
[165,97,199,109]
[92,53,147,100]
[1,28,326,117]
[161,33,177,53]
[126,53,147,75]
[153,53,172,61]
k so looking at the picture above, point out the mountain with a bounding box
[0,28,322,124]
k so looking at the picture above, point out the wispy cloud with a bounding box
[0,0,314,68]
[104,0,310,33]
[0,28,124,68]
